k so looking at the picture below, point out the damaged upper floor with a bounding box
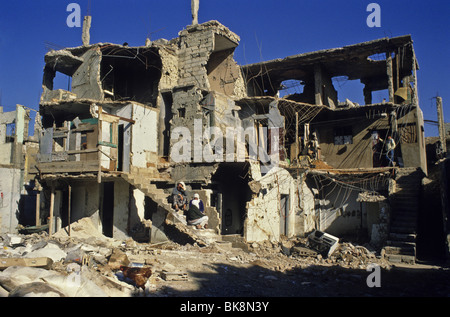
[36,20,427,177]
[242,35,418,108]
[41,20,246,108]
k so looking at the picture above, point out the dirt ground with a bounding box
[124,239,450,298]
[2,220,449,302]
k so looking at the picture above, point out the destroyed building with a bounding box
[22,18,436,264]
[0,105,40,234]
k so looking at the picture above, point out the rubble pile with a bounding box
[0,219,155,297]
[0,219,394,297]
[280,231,390,269]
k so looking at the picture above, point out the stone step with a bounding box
[383,253,416,264]
[383,245,416,256]
[390,201,420,208]
[390,196,420,203]
[390,207,419,215]
[391,191,420,198]
[391,222,417,231]
[390,208,419,214]
[386,240,416,248]
[390,225,417,234]
[221,234,250,252]
[390,216,417,225]
[388,232,416,242]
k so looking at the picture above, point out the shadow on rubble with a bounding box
[149,259,450,298]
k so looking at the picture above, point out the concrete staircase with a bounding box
[383,168,424,264]
[121,172,223,247]
[122,172,185,223]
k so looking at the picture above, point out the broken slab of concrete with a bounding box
[291,246,318,258]
[0,257,53,270]
[161,270,188,281]
[2,234,23,247]
[108,248,130,270]
[24,242,67,263]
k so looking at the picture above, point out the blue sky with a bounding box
[0,0,449,136]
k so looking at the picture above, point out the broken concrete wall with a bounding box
[0,105,30,166]
[170,86,205,162]
[131,104,159,169]
[157,45,179,91]
[178,26,215,90]
[245,163,296,242]
[206,48,246,98]
[314,182,362,237]
[129,188,146,233]
[0,143,13,164]
[150,205,169,243]
[397,106,427,174]
[202,91,242,151]
[0,168,23,234]
[71,47,103,100]
[365,201,390,248]
[295,174,316,237]
[69,181,100,227]
[0,105,36,234]
[40,46,103,102]
[171,163,218,185]
[112,178,130,240]
[177,21,245,98]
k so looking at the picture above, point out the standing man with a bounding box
[309,132,320,160]
[379,136,396,166]
[385,136,396,166]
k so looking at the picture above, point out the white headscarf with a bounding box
[191,194,200,208]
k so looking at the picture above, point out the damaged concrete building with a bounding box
[27,17,432,264]
[0,105,40,233]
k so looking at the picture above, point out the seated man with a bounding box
[189,193,204,213]
[186,196,208,229]
[172,182,188,212]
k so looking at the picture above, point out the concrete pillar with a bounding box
[82,16,92,46]
[437,97,447,155]
[364,85,372,105]
[386,53,394,103]
[314,64,323,106]
[191,0,199,25]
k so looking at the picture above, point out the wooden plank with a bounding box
[98,141,117,148]
[53,127,95,139]
[35,192,40,226]
[98,106,103,184]
[0,257,53,270]
[85,125,98,161]
[65,148,98,155]
[95,110,135,124]
[98,112,120,124]
[68,185,72,236]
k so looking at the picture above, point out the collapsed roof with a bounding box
[242,35,416,95]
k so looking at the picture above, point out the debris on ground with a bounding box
[0,218,449,297]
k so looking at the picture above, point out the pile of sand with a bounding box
[53,217,116,245]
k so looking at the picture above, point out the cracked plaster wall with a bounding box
[244,164,297,242]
